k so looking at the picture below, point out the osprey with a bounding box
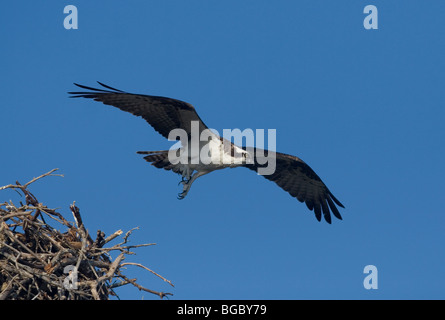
[69,82,345,223]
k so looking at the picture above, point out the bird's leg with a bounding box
[177,171,209,200]
[177,177,194,200]
[178,176,189,186]
[178,167,192,186]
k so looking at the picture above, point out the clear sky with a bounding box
[1,1,444,299]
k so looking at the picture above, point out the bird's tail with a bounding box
[137,150,174,170]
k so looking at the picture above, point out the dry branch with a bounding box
[0,169,173,300]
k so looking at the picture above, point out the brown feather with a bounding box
[69,82,208,140]
[243,147,344,223]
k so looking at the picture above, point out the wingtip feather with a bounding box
[329,191,345,208]
[96,81,125,92]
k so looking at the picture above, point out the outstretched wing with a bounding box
[244,148,345,223]
[68,82,209,139]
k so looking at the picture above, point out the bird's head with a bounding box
[234,147,253,165]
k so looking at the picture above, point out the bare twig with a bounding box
[121,262,174,287]
[103,229,123,245]
[0,169,63,191]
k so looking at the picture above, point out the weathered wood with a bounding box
[0,169,173,300]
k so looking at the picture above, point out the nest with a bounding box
[0,169,173,300]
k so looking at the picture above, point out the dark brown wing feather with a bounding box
[68,82,208,139]
[244,148,344,223]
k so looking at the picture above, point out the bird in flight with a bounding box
[69,82,345,223]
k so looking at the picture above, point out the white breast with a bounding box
[207,137,246,167]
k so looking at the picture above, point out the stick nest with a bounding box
[0,169,173,300]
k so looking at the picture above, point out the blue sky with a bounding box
[1,1,444,299]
